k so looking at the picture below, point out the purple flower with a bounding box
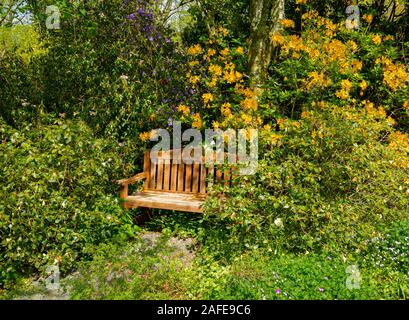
[165,38,171,43]
[126,13,136,20]
[319,288,324,292]
[275,289,281,294]
[168,117,173,126]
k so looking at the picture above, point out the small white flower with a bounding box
[274,218,283,228]
[120,74,129,81]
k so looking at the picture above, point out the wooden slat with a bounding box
[177,163,184,192]
[156,158,164,190]
[192,163,200,193]
[126,191,206,213]
[185,163,192,192]
[163,159,171,191]
[216,166,223,183]
[149,159,157,189]
[170,161,178,191]
[200,163,207,194]
[144,151,151,190]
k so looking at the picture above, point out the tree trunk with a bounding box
[248,0,284,88]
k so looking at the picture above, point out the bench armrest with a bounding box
[117,172,147,186]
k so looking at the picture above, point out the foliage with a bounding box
[266,10,409,130]
[0,116,137,287]
[203,103,408,256]
[64,240,408,300]
[68,232,190,300]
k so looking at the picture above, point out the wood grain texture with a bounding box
[118,149,235,213]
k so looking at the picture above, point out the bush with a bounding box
[0,116,136,287]
[202,104,409,256]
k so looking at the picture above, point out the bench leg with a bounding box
[134,208,153,225]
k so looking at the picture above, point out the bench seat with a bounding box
[126,191,206,213]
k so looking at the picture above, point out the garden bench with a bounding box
[117,149,234,213]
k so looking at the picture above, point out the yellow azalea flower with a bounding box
[208,64,222,76]
[352,60,363,72]
[177,104,190,116]
[217,26,229,37]
[223,70,241,84]
[270,134,282,145]
[383,35,394,41]
[187,44,202,56]
[271,33,285,45]
[235,47,244,55]
[372,35,382,45]
[188,75,200,84]
[382,61,409,91]
[347,40,358,52]
[202,93,214,104]
[341,79,353,91]
[139,132,151,142]
[305,71,331,90]
[280,18,295,29]
[212,121,220,129]
[207,48,216,57]
[191,113,202,129]
[221,102,232,116]
[336,90,349,100]
[241,97,258,111]
[360,80,368,91]
[363,14,373,24]
[220,48,230,57]
[403,99,409,111]
[241,113,252,124]
[296,0,307,4]
[301,111,309,119]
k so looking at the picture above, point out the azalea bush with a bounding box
[266,9,409,130]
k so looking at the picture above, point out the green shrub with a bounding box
[202,104,409,257]
[0,117,136,287]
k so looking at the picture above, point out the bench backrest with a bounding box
[143,149,234,194]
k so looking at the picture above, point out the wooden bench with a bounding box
[117,149,234,213]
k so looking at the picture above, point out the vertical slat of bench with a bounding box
[192,162,200,193]
[156,158,164,190]
[185,163,192,192]
[170,161,178,191]
[149,158,157,189]
[144,151,151,190]
[200,163,206,194]
[163,159,171,191]
[177,163,185,191]
[216,165,223,183]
